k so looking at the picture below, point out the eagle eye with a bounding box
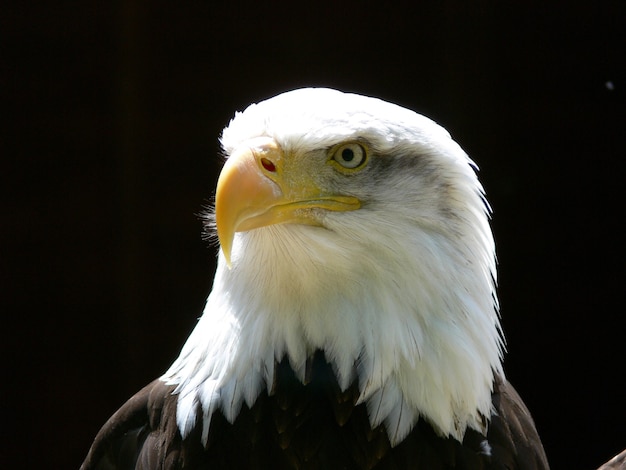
[331,142,367,171]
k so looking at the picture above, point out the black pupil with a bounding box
[342,148,355,162]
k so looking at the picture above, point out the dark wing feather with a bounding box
[80,380,202,470]
[485,376,550,469]
[81,381,153,470]
[81,354,549,469]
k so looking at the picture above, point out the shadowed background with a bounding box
[2,1,625,468]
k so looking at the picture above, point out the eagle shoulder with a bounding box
[484,377,550,469]
[80,380,201,470]
[81,355,549,470]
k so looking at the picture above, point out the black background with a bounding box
[3,1,625,468]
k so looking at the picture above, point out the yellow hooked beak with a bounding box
[215,137,361,266]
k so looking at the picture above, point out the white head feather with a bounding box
[162,88,504,445]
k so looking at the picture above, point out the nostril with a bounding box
[260,157,276,172]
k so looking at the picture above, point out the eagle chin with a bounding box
[81,88,549,469]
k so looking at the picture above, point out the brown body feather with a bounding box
[81,351,548,470]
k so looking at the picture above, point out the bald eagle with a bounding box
[81,88,549,469]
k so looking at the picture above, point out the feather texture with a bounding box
[81,353,548,469]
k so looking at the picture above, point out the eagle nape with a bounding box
[81,88,550,470]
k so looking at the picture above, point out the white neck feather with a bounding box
[163,202,503,446]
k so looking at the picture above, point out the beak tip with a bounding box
[219,241,233,269]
